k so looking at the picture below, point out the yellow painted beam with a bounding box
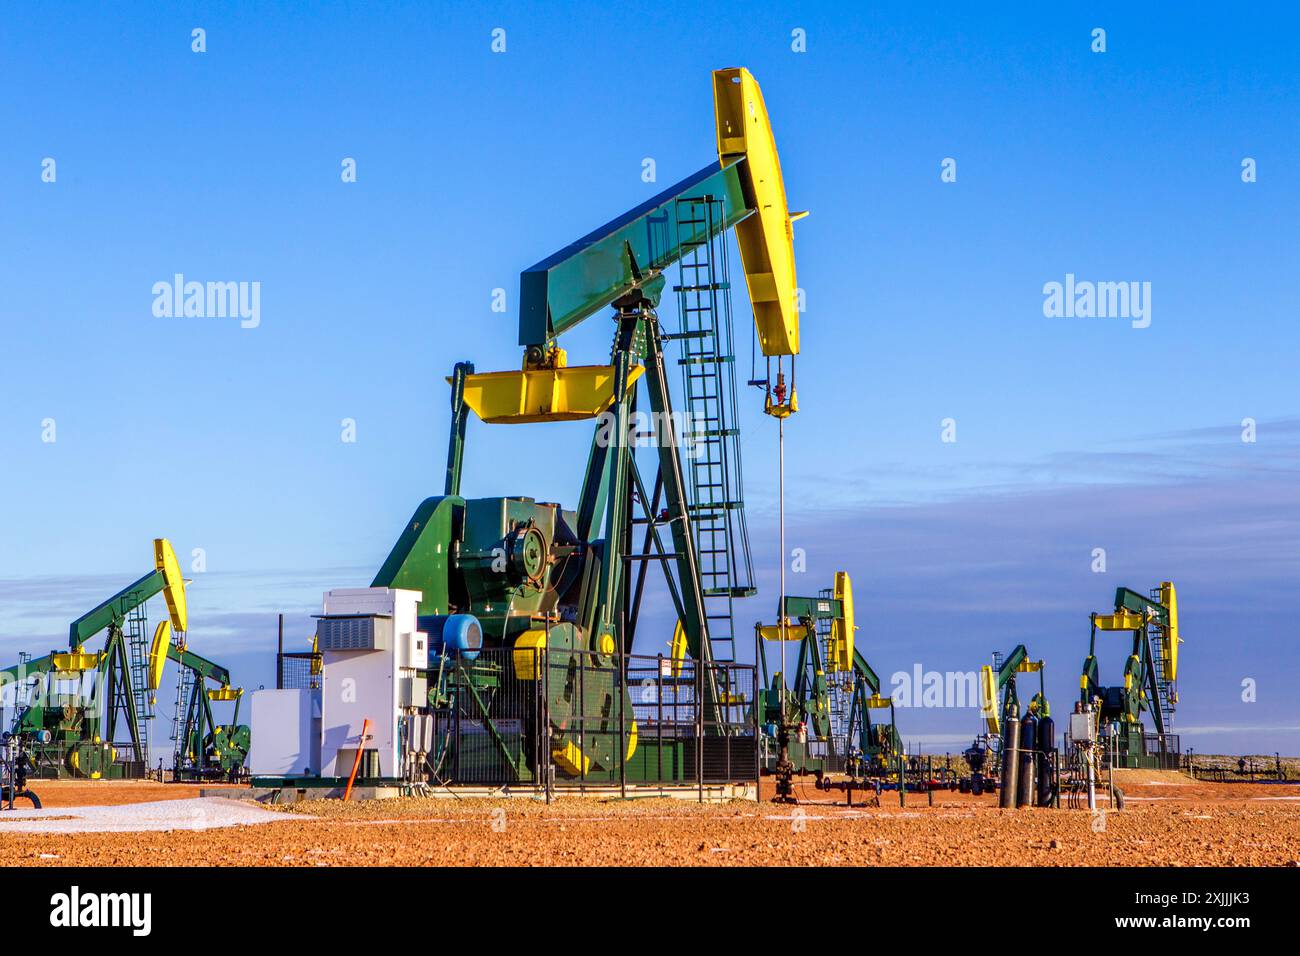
[830,570,854,672]
[1094,609,1145,630]
[1160,580,1180,681]
[154,537,188,633]
[52,651,102,673]
[980,665,1000,735]
[669,619,688,679]
[713,67,801,358]
[452,364,644,424]
[758,620,814,642]
[148,620,170,691]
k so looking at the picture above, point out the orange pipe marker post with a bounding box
[343,718,371,802]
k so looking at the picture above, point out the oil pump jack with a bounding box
[962,646,1050,802]
[368,68,804,783]
[146,621,248,781]
[0,540,189,777]
[1081,582,1182,769]
[755,573,901,802]
[0,539,248,779]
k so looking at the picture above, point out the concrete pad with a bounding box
[234,782,756,803]
[0,797,306,833]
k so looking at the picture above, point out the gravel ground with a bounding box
[5,773,1298,867]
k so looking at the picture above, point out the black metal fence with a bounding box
[425,649,544,786]
[1138,732,1181,770]
[21,743,146,781]
[797,736,850,774]
[1096,730,1181,770]
[422,646,758,792]
[276,651,320,691]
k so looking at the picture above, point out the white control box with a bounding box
[318,587,426,779]
[249,688,320,777]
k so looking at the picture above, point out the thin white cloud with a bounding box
[1176,725,1300,735]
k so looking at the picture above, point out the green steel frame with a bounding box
[518,158,754,348]
[167,644,248,780]
[0,571,168,777]
[1082,587,1177,768]
[758,595,900,777]
[365,145,784,788]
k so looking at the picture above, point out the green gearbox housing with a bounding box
[373,493,635,779]
[374,494,586,641]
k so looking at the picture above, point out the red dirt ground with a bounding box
[18,780,241,808]
[5,772,1297,867]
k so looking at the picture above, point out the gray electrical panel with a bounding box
[1069,712,1096,743]
[398,676,428,709]
[318,614,392,651]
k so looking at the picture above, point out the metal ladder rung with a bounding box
[672,283,730,293]
[704,586,757,598]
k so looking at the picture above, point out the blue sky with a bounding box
[1,3,1297,756]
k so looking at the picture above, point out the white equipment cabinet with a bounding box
[248,688,320,777]
[317,587,427,779]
